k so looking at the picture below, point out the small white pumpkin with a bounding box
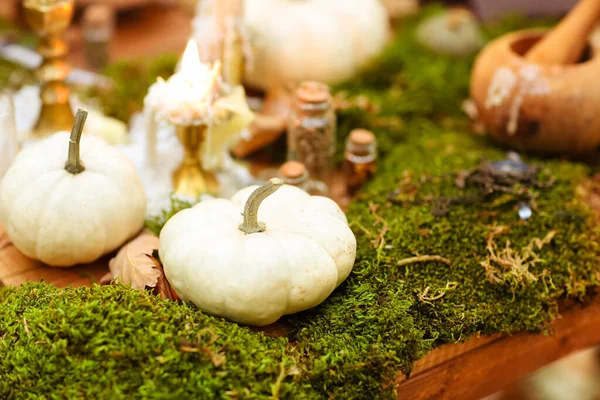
[159,178,356,326]
[415,9,485,57]
[193,0,390,90]
[0,109,147,267]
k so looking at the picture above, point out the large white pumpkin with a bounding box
[0,110,147,267]
[193,0,390,89]
[159,178,356,326]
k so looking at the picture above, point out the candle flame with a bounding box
[181,39,202,74]
[153,39,224,124]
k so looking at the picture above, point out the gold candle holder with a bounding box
[172,123,219,198]
[23,0,75,138]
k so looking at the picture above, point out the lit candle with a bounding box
[155,39,224,126]
[144,39,229,169]
[143,38,254,196]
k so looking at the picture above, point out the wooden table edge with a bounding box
[394,293,600,399]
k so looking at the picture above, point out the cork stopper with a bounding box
[279,161,307,179]
[83,4,115,30]
[295,81,331,104]
[349,129,375,146]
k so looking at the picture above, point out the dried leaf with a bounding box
[150,251,180,301]
[109,232,161,290]
[99,272,113,285]
[0,230,12,250]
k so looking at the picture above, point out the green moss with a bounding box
[2,7,599,399]
[145,196,193,237]
[85,54,179,122]
[0,283,309,399]
[0,19,36,91]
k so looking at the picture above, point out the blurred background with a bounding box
[0,1,598,399]
[0,0,583,72]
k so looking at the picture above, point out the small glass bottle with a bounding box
[287,81,336,196]
[279,161,311,191]
[82,5,115,71]
[344,129,377,194]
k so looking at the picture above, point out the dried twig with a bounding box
[348,218,373,237]
[418,282,459,304]
[23,318,31,338]
[271,362,287,400]
[481,230,557,289]
[397,255,453,267]
[368,201,389,249]
[179,328,225,366]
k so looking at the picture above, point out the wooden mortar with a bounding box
[471,0,600,155]
[470,30,600,154]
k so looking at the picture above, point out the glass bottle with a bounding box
[82,5,115,71]
[344,129,377,194]
[287,81,336,196]
[279,161,311,191]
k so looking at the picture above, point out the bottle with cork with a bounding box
[278,161,311,191]
[82,4,115,71]
[344,129,377,195]
[287,81,336,196]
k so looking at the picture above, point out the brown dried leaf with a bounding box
[0,235,11,250]
[150,252,180,301]
[99,272,113,285]
[109,232,161,290]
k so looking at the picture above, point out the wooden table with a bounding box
[3,4,600,399]
[0,225,108,288]
[67,4,193,70]
[2,223,600,400]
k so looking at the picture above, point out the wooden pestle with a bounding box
[526,0,600,65]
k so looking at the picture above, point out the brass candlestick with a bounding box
[23,0,75,138]
[172,123,219,198]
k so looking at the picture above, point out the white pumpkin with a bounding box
[0,109,147,267]
[159,178,356,326]
[193,0,390,90]
[415,9,484,57]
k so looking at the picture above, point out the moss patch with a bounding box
[84,54,179,123]
[0,283,307,399]
[0,20,36,91]
[2,7,600,399]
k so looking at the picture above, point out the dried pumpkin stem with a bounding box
[239,178,283,234]
[65,108,88,175]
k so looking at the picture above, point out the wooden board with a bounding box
[2,223,600,400]
[0,225,108,288]
[394,295,600,399]
[66,4,194,70]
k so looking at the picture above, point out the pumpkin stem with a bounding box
[64,108,88,175]
[239,178,284,234]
